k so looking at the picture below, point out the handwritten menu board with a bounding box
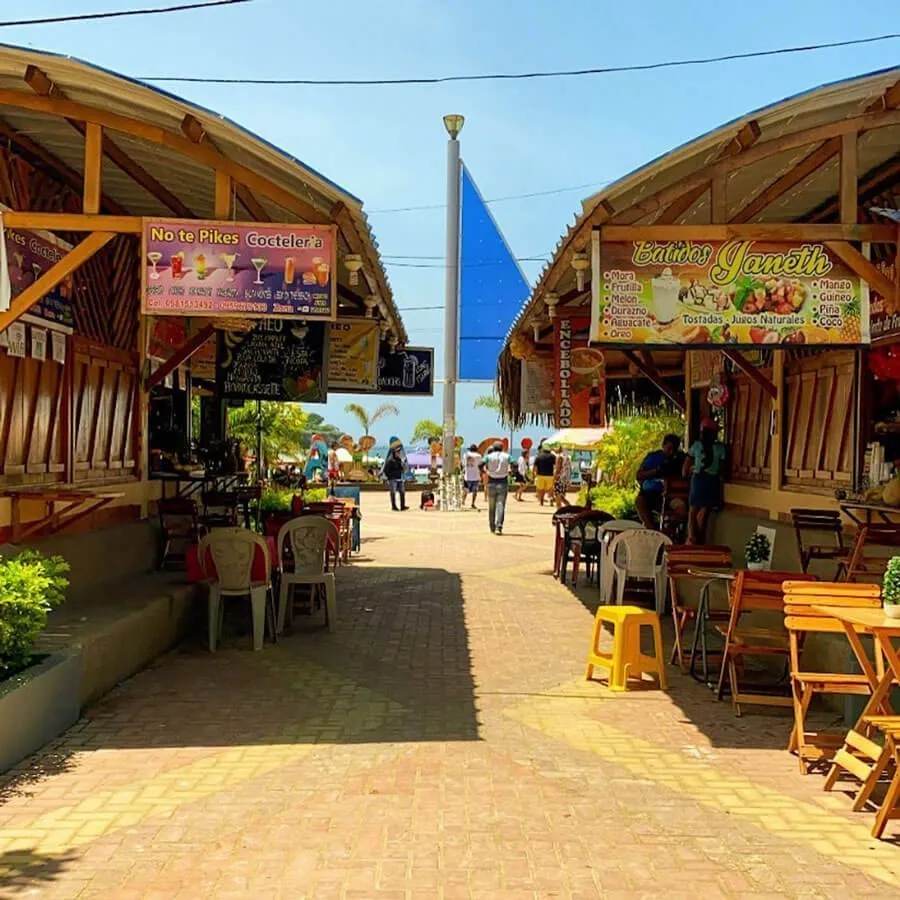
[216,320,328,402]
[377,344,434,395]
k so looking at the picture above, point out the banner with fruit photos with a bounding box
[590,234,868,347]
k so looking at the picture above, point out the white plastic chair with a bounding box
[598,520,644,603]
[198,528,274,652]
[277,516,339,633]
[608,529,672,615]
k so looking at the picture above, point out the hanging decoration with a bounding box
[707,370,730,409]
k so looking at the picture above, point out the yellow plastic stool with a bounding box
[585,605,668,691]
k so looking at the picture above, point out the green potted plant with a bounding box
[883,556,900,619]
[745,531,771,571]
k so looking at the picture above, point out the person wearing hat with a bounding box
[381,437,409,511]
[683,416,727,543]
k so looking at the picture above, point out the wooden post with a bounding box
[214,170,232,219]
[769,351,785,519]
[683,352,693,442]
[83,123,102,214]
[710,174,727,225]
[840,132,858,224]
[136,314,151,518]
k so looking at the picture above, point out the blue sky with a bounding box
[9,0,900,447]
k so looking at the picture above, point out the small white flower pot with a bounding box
[746,561,766,571]
[884,603,900,619]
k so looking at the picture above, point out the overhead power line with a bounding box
[368,180,610,214]
[139,32,900,85]
[0,0,252,28]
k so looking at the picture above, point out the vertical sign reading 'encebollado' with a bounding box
[141,219,337,320]
[556,318,572,428]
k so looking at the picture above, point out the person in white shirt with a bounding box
[463,444,482,510]
[479,441,511,534]
[514,447,530,502]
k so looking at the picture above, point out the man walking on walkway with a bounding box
[480,440,511,534]
[381,441,408,511]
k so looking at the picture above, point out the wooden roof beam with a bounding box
[807,150,900,223]
[621,349,686,411]
[722,349,776,398]
[25,64,195,218]
[730,138,841,224]
[181,114,270,222]
[145,324,215,391]
[714,119,761,160]
[656,182,708,225]
[0,117,128,215]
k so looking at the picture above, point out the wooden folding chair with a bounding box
[790,509,846,575]
[783,581,882,773]
[666,544,733,671]
[157,496,203,569]
[716,569,817,715]
[843,524,900,583]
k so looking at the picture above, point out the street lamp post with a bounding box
[441,114,464,492]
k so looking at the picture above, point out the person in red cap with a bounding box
[683,416,727,543]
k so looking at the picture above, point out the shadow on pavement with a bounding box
[0,848,78,893]
[27,564,478,753]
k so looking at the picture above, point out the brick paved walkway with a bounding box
[1,500,899,898]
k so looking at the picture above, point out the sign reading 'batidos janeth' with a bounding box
[142,219,337,319]
[590,235,868,347]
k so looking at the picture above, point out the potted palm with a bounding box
[883,556,900,619]
[745,532,771,571]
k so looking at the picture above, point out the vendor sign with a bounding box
[327,319,380,391]
[555,318,605,429]
[591,236,868,346]
[377,345,434,395]
[3,216,75,331]
[870,259,899,342]
[216,319,327,402]
[142,219,337,320]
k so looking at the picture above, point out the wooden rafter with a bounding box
[601,223,895,242]
[181,114,270,221]
[621,349,686,411]
[3,212,140,231]
[713,120,762,160]
[0,231,114,332]
[656,183,708,225]
[25,65,195,218]
[145,324,215,390]
[0,118,128,215]
[0,88,330,224]
[722,349,777,398]
[808,150,900,224]
[824,241,895,300]
[730,138,841,224]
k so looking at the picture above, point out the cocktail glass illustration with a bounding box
[171,252,184,279]
[220,252,238,282]
[32,263,42,281]
[194,253,207,280]
[314,259,330,287]
[251,257,267,285]
[147,251,163,279]
[284,256,296,286]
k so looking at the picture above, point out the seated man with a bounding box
[635,434,685,529]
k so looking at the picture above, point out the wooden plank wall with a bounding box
[0,147,141,485]
[784,350,855,487]
[726,371,772,484]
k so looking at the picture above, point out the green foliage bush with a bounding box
[577,483,637,519]
[259,487,327,515]
[0,550,70,676]
[884,556,900,605]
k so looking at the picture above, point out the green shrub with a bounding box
[0,550,70,676]
[577,483,638,519]
[259,486,328,516]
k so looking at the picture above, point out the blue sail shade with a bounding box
[459,165,531,381]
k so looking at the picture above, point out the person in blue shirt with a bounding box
[635,434,685,529]
[683,417,727,543]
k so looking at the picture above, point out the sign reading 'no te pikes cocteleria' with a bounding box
[590,236,869,347]
[141,219,337,320]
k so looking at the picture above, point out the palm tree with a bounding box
[474,393,501,412]
[344,401,400,438]
[411,418,442,445]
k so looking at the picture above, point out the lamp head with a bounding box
[443,114,465,139]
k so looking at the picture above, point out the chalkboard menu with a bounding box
[216,320,328,402]
[377,345,434,396]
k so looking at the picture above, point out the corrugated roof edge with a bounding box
[503,63,900,350]
[0,42,408,344]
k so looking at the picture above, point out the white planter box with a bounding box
[0,651,82,773]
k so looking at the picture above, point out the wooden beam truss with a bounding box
[722,349,777,398]
[621,349,686,411]
[145,324,215,391]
